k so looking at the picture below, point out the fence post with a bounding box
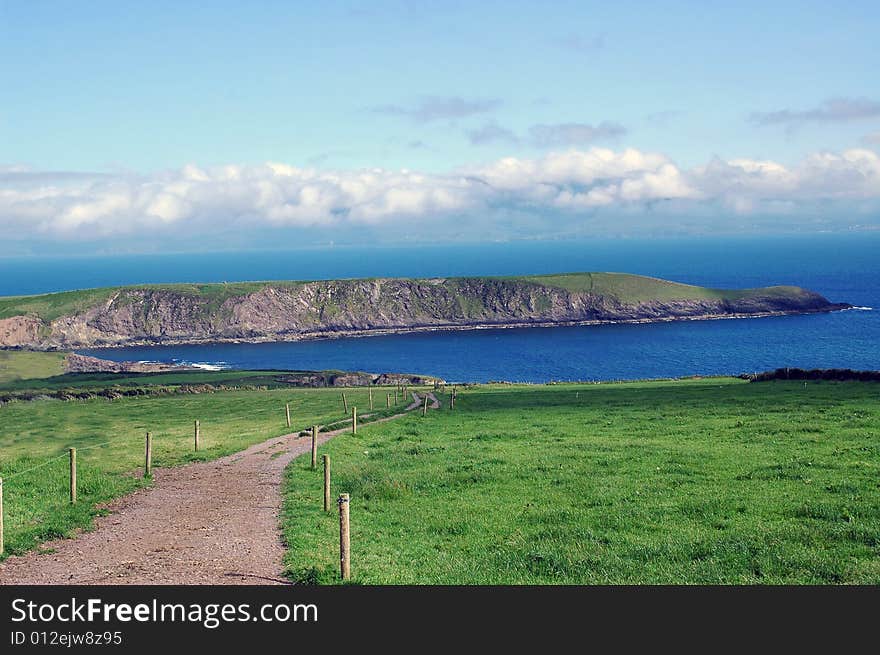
[194,420,200,451]
[144,432,153,478]
[386,393,391,408]
[352,407,357,434]
[285,403,291,429]
[0,477,4,555]
[423,394,429,417]
[369,387,373,410]
[323,455,331,512]
[311,426,318,470]
[342,393,348,413]
[69,447,77,504]
[338,493,351,580]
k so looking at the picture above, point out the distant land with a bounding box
[0,272,850,350]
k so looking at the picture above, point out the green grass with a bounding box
[0,281,305,322]
[0,288,119,321]
[281,378,880,584]
[0,380,406,559]
[518,272,808,303]
[0,351,67,384]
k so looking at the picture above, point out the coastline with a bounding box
[68,304,851,352]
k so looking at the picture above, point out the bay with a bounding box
[2,233,877,382]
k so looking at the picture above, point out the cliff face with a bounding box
[0,276,849,350]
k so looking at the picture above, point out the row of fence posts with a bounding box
[0,418,209,556]
[0,385,454,563]
[310,448,351,580]
[321,384,454,580]
[293,418,350,580]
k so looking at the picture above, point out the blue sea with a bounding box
[1,234,878,382]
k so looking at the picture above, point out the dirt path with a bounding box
[0,391,440,585]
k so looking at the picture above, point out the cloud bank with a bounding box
[2,147,879,245]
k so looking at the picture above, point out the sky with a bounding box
[1,0,879,254]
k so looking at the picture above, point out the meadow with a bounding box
[0,351,66,384]
[281,378,880,584]
[2,355,878,584]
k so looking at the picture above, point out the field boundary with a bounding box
[0,390,439,584]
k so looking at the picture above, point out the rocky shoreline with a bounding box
[63,353,196,373]
[45,305,848,351]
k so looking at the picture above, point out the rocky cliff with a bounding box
[0,273,850,350]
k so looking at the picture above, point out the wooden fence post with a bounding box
[338,493,351,580]
[386,393,391,408]
[194,420,200,451]
[311,425,318,470]
[395,388,399,405]
[369,387,373,410]
[352,407,357,434]
[69,447,77,504]
[323,455,331,512]
[144,432,153,478]
[285,403,291,429]
[342,393,348,413]
[423,393,429,417]
[0,477,4,556]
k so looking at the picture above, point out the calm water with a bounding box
[2,234,878,382]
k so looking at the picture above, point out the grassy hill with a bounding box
[1,367,877,582]
[0,272,823,323]
[282,378,880,584]
[517,272,811,303]
[0,281,306,322]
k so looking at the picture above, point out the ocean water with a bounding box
[2,234,878,382]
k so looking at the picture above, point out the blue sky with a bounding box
[1,1,879,253]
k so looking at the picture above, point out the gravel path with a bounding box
[0,391,439,585]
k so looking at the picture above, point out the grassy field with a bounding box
[0,281,306,321]
[281,378,880,584]
[0,351,67,384]
[518,272,808,303]
[0,377,405,559]
[4,369,877,583]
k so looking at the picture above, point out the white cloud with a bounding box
[1,147,879,242]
